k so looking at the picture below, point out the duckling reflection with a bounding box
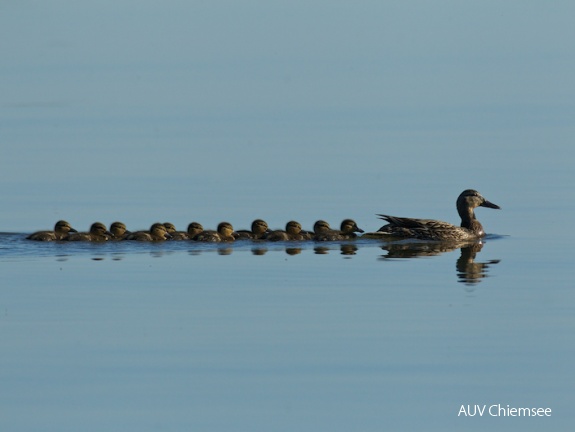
[285,247,302,255]
[26,220,77,241]
[125,223,171,241]
[251,247,268,255]
[340,244,359,255]
[235,219,270,240]
[265,221,307,241]
[194,222,235,242]
[110,221,130,240]
[66,222,112,242]
[313,244,359,255]
[314,219,364,241]
[456,243,501,285]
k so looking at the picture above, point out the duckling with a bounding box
[26,220,78,241]
[163,222,177,234]
[125,223,172,241]
[298,220,330,240]
[314,219,364,241]
[265,221,307,241]
[66,222,113,242]
[364,189,500,241]
[169,222,204,240]
[109,221,130,240]
[194,222,235,242]
[235,219,270,240]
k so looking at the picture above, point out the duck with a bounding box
[66,222,113,242]
[314,219,364,241]
[125,223,172,241]
[265,221,307,241]
[169,222,204,240]
[109,221,130,240]
[299,220,331,240]
[194,222,235,242]
[163,222,177,234]
[26,220,78,241]
[365,189,500,241]
[235,219,270,240]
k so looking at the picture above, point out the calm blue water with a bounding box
[2,1,575,431]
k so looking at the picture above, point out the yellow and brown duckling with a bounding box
[265,220,307,241]
[235,219,270,240]
[125,222,172,241]
[66,222,113,242]
[109,221,130,240]
[194,222,235,242]
[366,189,500,242]
[26,220,78,241]
[314,219,364,241]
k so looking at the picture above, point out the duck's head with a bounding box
[55,220,77,234]
[110,221,129,238]
[217,222,235,237]
[90,222,113,238]
[163,222,177,233]
[457,189,500,212]
[251,219,269,235]
[286,221,302,235]
[340,219,364,234]
[313,220,331,234]
[150,223,171,239]
[187,222,204,237]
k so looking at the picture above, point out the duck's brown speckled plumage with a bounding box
[235,219,269,240]
[366,189,500,241]
[314,219,364,241]
[265,221,307,241]
[66,222,113,242]
[26,220,78,241]
[125,223,171,241]
[194,222,235,242]
[110,221,130,240]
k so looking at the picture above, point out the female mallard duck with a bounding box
[66,222,113,242]
[109,221,130,240]
[265,220,307,241]
[235,219,270,240]
[194,222,235,242]
[366,189,500,241]
[314,219,364,241]
[169,222,204,240]
[125,223,172,241]
[26,220,78,241]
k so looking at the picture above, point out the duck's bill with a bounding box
[481,200,500,209]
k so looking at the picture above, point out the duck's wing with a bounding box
[377,214,435,229]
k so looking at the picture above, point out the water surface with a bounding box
[2,1,575,430]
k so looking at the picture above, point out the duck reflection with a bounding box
[378,240,500,285]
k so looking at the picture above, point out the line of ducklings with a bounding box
[25,219,365,243]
